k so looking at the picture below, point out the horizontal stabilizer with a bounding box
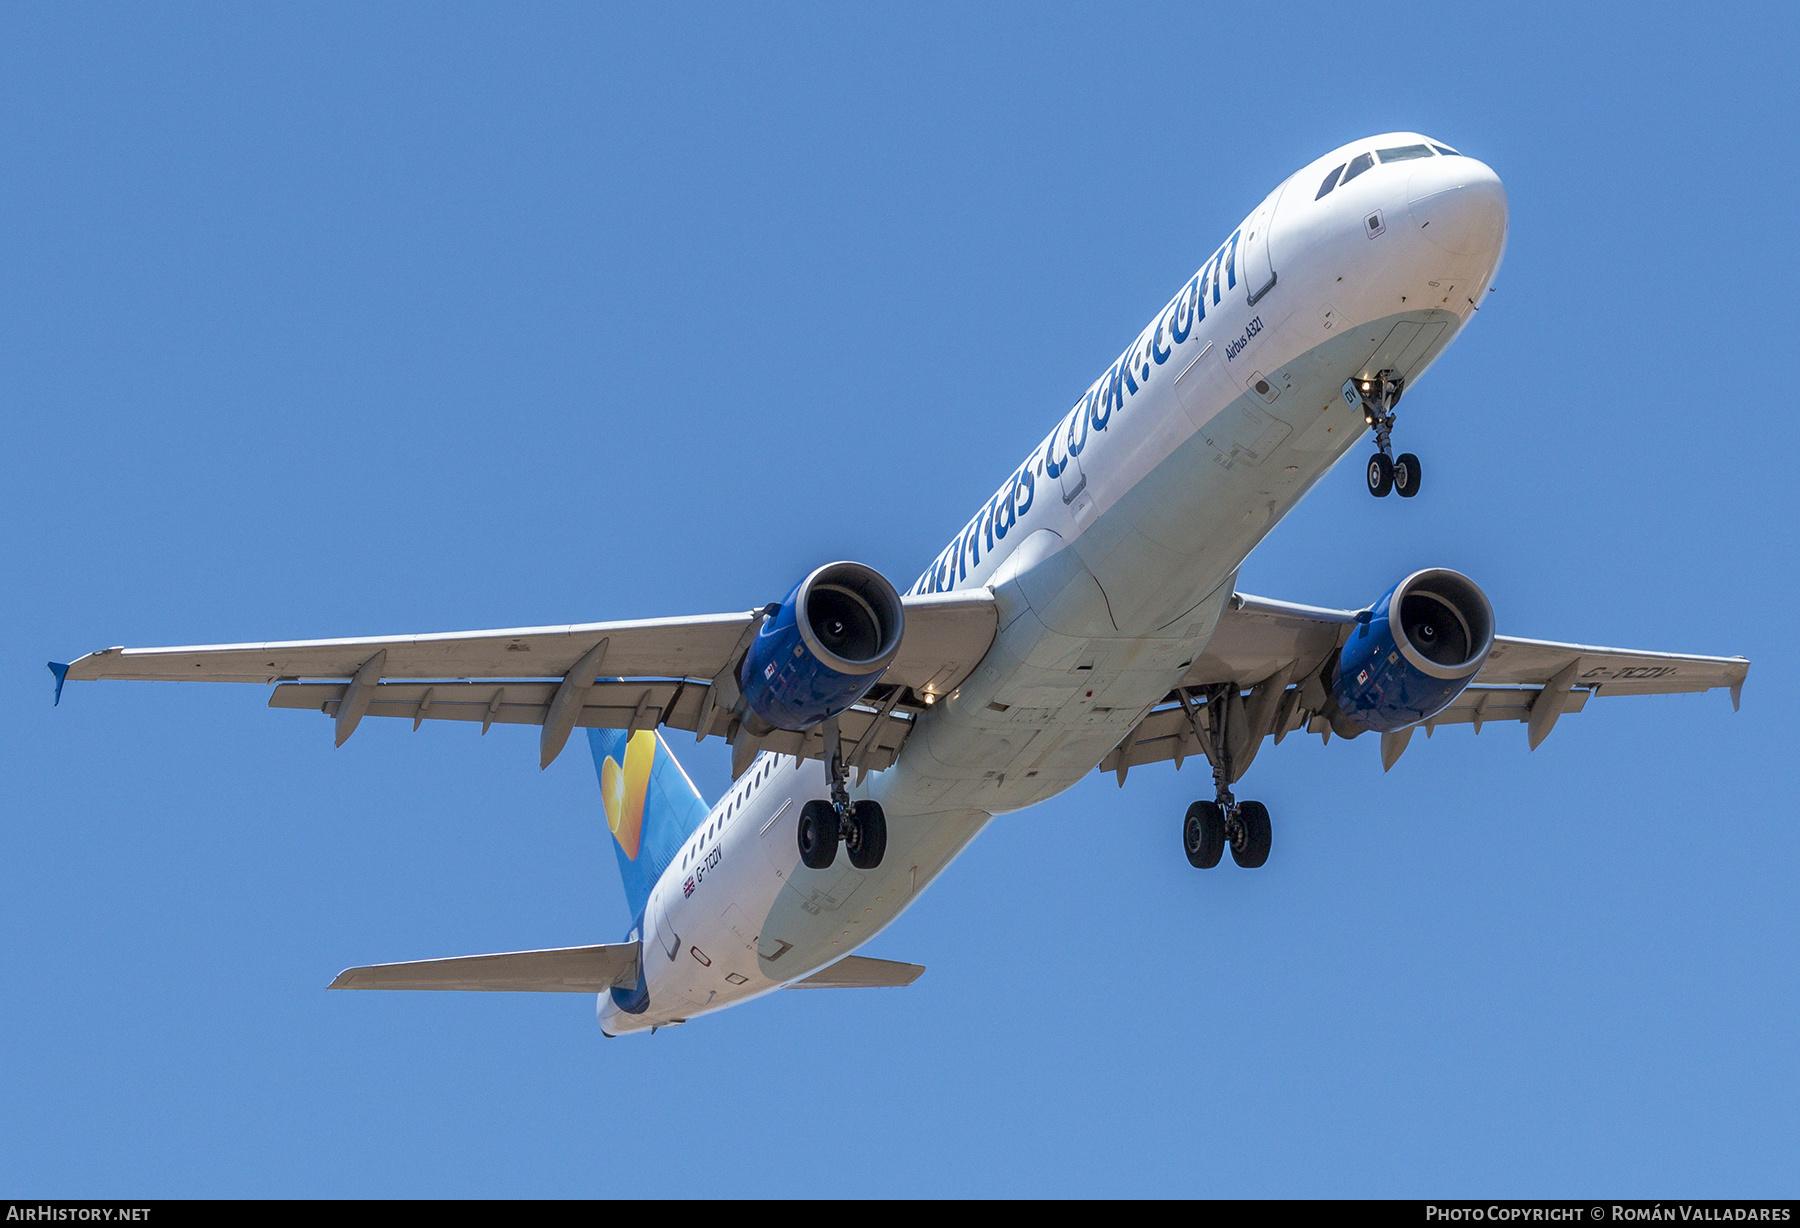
[329,941,640,992]
[785,954,924,989]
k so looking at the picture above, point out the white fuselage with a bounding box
[601,132,1508,1035]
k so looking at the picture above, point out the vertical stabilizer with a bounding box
[587,728,709,919]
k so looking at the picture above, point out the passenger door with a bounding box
[1057,417,1087,505]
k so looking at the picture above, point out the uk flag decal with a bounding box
[683,876,695,898]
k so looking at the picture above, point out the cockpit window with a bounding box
[1431,144,1459,157]
[1340,152,1374,184]
[1378,144,1435,163]
[1315,163,1346,200]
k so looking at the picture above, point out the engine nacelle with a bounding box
[738,562,905,733]
[1332,568,1494,733]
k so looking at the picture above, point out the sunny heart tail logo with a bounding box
[600,730,656,860]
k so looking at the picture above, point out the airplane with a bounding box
[50,132,1749,1036]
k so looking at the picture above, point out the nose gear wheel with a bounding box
[1367,452,1394,497]
[1393,452,1422,497]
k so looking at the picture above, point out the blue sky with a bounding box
[4,3,1797,1197]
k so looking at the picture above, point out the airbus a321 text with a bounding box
[52,134,1748,1035]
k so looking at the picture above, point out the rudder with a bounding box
[587,728,710,919]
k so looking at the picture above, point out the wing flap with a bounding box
[268,678,917,772]
[784,955,925,989]
[329,942,640,992]
[1415,684,1590,727]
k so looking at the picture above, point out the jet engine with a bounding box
[738,562,904,733]
[1331,568,1494,733]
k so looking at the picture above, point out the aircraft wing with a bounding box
[329,941,641,992]
[61,612,761,686]
[1100,592,1749,781]
[52,590,998,774]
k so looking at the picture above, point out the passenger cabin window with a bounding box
[1316,163,1346,200]
[1340,152,1374,184]
[1377,144,1434,163]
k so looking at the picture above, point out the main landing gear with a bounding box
[797,717,886,872]
[1356,370,1421,499]
[1183,800,1271,869]
[1177,684,1274,870]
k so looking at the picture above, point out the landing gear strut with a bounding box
[1177,684,1274,870]
[1356,370,1421,498]
[797,716,886,871]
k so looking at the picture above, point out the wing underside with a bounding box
[56,591,999,778]
[1099,594,1748,782]
[51,584,1747,782]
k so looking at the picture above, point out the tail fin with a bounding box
[587,728,710,919]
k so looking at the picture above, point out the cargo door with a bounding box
[1174,342,1235,430]
[1240,181,1286,306]
[1175,343,1290,469]
[647,881,680,962]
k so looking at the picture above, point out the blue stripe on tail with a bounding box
[586,728,710,919]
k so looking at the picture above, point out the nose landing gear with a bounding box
[796,716,887,871]
[1354,371,1422,498]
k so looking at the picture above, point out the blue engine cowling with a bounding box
[1332,568,1495,733]
[738,562,905,733]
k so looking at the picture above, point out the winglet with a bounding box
[1730,679,1743,713]
[47,662,70,706]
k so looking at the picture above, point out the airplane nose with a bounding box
[1406,156,1507,257]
